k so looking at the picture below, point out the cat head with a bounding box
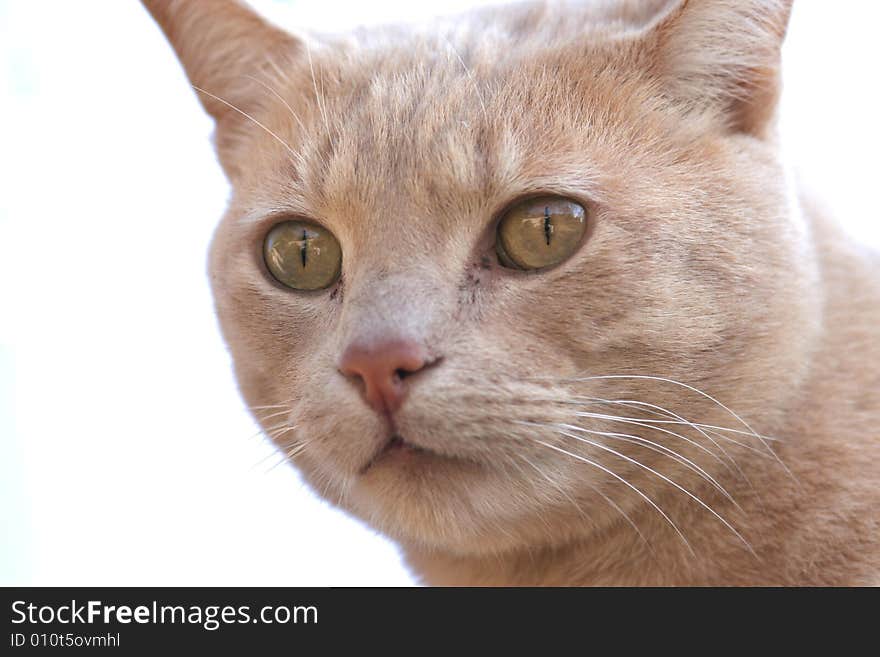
[145,0,818,556]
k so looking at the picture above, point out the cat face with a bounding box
[147,0,817,555]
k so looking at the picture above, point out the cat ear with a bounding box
[644,0,793,136]
[141,0,300,124]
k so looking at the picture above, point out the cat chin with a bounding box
[323,454,581,555]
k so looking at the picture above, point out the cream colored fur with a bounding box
[142,0,880,585]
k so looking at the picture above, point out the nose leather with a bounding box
[338,339,430,414]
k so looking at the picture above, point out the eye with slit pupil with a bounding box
[263,220,342,291]
[496,196,587,270]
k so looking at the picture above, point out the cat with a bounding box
[142,0,880,585]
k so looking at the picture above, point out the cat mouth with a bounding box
[359,434,437,474]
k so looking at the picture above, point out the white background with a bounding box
[1,1,878,586]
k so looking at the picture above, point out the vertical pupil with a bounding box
[543,206,552,246]
[300,229,308,268]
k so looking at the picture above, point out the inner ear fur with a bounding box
[642,0,793,137]
[142,0,303,179]
[142,0,300,121]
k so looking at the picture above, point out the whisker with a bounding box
[252,444,287,471]
[245,75,307,133]
[575,396,745,477]
[500,455,564,537]
[516,453,590,523]
[575,398,782,442]
[699,427,777,458]
[304,40,332,145]
[192,85,299,159]
[262,421,292,434]
[444,37,489,125]
[689,422,781,442]
[263,53,290,85]
[572,409,733,473]
[516,453,653,554]
[570,407,768,505]
[550,427,756,557]
[532,438,695,556]
[254,408,293,424]
[246,420,290,442]
[553,419,741,511]
[264,440,312,474]
[266,425,298,440]
[248,403,289,412]
[568,375,796,484]
[572,396,770,500]
[250,424,301,465]
[255,429,310,473]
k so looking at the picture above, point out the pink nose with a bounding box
[339,339,430,414]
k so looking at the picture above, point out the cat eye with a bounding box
[263,220,342,290]
[495,197,587,270]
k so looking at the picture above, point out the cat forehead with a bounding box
[244,29,652,225]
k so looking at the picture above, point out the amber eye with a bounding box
[496,197,587,270]
[263,220,342,290]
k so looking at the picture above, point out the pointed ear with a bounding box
[142,0,301,176]
[142,0,299,119]
[645,0,793,136]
